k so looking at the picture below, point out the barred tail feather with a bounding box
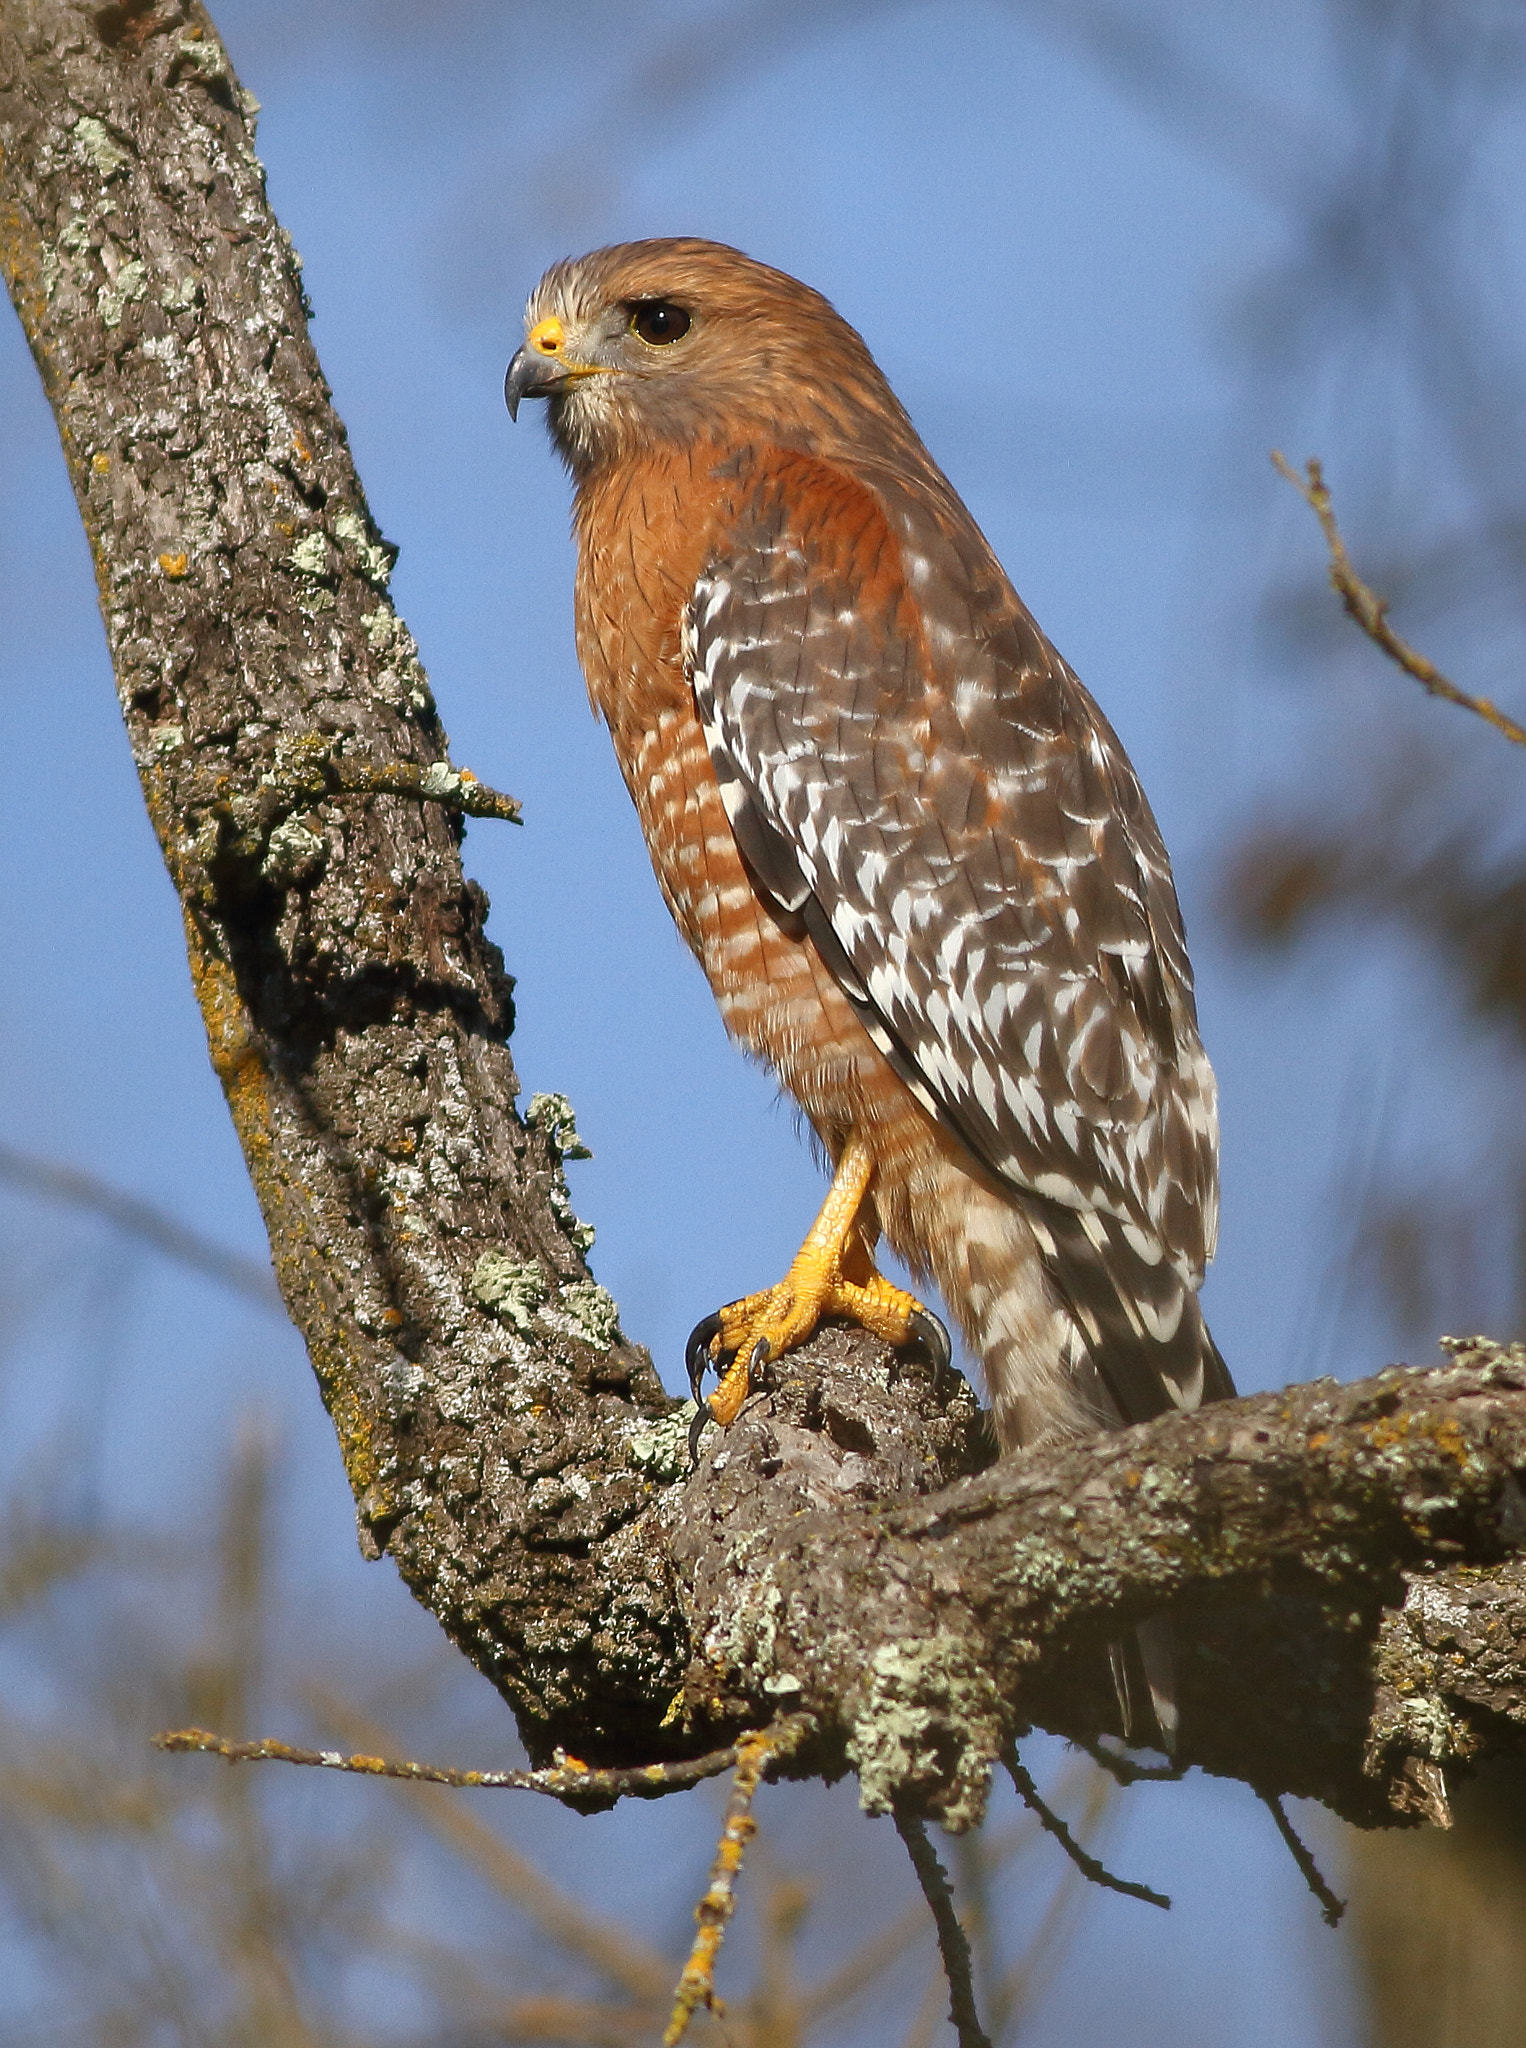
[939,1187,1235,1753]
[1023,1193,1235,1427]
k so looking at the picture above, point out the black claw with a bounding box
[687,1398,712,1469]
[908,1306,953,1375]
[685,1313,725,1404]
[686,1326,776,1472]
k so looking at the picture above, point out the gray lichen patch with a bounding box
[360,606,397,651]
[470,1252,548,1336]
[261,815,327,888]
[556,1280,622,1349]
[1440,1334,1526,1379]
[527,1092,593,1161]
[628,1405,698,1482]
[288,533,331,578]
[526,1096,598,1257]
[846,1636,1005,1833]
[1386,1690,1463,1764]
[332,508,394,587]
[72,115,130,181]
[98,258,146,328]
[550,1189,596,1256]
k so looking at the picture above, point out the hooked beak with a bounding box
[506,313,606,420]
[505,344,571,421]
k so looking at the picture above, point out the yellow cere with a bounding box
[528,315,566,357]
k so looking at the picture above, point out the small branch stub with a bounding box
[1005,1750,1169,1910]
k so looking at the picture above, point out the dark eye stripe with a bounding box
[629,301,692,346]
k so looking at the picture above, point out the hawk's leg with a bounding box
[686,1131,951,1441]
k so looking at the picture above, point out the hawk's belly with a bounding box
[570,473,1087,1447]
[597,666,1084,1444]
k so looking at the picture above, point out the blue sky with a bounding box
[7,2,1523,2038]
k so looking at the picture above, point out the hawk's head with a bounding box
[505,237,907,476]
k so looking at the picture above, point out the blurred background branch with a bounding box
[0,1142,284,1315]
[1271,451,1526,747]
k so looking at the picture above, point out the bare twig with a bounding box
[1004,1751,1170,1911]
[153,1723,804,1811]
[663,1726,792,2045]
[1257,1791,1346,1928]
[1068,1732,1184,1786]
[892,1807,993,2048]
[330,760,519,822]
[1272,452,1526,749]
[311,1691,677,2006]
[264,742,523,827]
[0,1143,284,1314]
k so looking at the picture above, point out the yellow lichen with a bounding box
[1367,1413,1412,1451]
[1430,1416,1471,1466]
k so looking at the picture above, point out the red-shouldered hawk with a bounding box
[506,239,1233,1479]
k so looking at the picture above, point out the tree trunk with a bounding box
[2,0,1522,1831]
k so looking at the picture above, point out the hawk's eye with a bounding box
[629,301,691,347]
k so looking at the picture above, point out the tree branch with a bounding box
[1004,1750,1169,1910]
[1272,451,1526,749]
[152,1722,792,1810]
[893,1808,993,2048]
[0,1140,284,1311]
[4,2,1525,1842]
[1256,1793,1346,1928]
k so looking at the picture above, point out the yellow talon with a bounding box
[686,1131,950,1449]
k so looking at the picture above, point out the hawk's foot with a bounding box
[685,1131,951,1455]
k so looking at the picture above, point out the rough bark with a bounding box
[2,0,1522,1834]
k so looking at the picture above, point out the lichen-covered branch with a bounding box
[3,1,1524,1839]
[0,0,683,1762]
[663,1334,1526,1828]
[152,1723,787,1810]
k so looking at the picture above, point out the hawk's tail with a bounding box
[1026,1193,1236,1429]
[949,1189,1235,1751]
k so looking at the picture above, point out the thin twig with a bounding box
[181,739,523,883]
[1068,1731,1184,1786]
[664,1726,792,2046]
[892,1807,993,2048]
[1272,451,1526,749]
[154,1722,809,1811]
[0,1143,284,1313]
[1004,1751,1170,1910]
[320,756,523,824]
[1257,1791,1346,1927]
[988,1760,1115,2042]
